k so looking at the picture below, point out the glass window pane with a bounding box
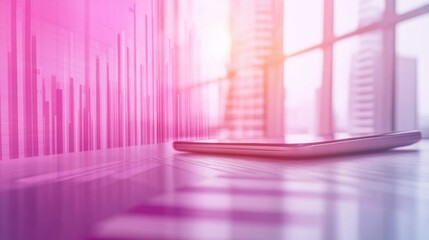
[397,0,429,14]
[335,0,385,36]
[333,38,356,133]
[396,14,429,137]
[283,0,323,54]
[333,31,384,135]
[195,0,231,81]
[284,50,323,135]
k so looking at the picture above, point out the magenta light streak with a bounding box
[0,81,2,161]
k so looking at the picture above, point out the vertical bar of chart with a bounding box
[42,79,50,155]
[106,64,111,148]
[96,58,101,149]
[56,88,63,154]
[9,0,19,159]
[117,34,123,148]
[69,78,75,152]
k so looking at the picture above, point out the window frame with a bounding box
[178,0,429,138]
[280,0,429,137]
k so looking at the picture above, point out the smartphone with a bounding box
[173,130,421,158]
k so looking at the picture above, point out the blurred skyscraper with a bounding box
[348,0,384,134]
[395,57,417,131]
[349,0,419,135]
[225,0,281,138]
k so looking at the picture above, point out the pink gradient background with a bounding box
[0,0,218,160]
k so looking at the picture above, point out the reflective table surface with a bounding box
[0,141,428,240]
